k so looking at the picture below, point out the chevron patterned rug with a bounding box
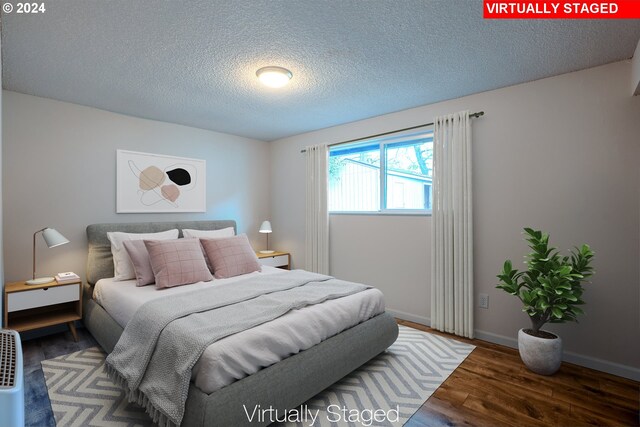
[42,325,474,427]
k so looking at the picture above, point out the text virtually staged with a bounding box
[243,404,401,426]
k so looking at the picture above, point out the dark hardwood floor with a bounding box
[399,320,640,427]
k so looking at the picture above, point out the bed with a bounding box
[82,220,399,427]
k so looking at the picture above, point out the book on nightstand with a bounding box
[55,272,80,284]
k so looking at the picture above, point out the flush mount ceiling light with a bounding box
[256,66,293,88]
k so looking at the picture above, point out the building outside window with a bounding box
[328,128,433,214]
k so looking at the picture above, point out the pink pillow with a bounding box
[123,240,155,286]
[144,238,213,289]
[200,234,261,279]
[183,227,235,273]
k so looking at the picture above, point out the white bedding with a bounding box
[93,266,385,393]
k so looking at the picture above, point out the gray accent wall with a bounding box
[2,91,270,283]
[270,60,640,377]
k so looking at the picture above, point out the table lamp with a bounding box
[26,227,70,285]
[259,220,274,254]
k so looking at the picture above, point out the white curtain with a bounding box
[431,111,474,338]
[305,144,329,274]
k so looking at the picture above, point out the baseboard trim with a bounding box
[386,308,430,326]
[380,311,639,381]
[473,329,518,349]
[475,329,640,381]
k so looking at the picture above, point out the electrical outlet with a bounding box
[479,293,489,309]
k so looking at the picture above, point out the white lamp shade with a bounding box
[42,228,70,248]
[259,221,273,233]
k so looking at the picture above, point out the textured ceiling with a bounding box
[2,1,639,141]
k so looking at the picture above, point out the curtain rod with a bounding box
[300,111,484,153]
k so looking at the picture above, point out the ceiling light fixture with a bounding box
[256,66,293,88]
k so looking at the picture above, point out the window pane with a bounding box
[327,128,433,214]
[329,143,380,211]
[384,138,432,210]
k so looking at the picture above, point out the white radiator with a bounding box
[0,330,24,427]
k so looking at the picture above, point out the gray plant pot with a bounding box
[517,328,562,375]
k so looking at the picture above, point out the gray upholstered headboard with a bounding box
[86,220,236,286]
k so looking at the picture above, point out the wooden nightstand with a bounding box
[3,279,83,341]
[256,251,291,270]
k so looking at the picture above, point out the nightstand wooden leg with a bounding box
[68,321,78,342]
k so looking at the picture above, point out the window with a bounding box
[328,128,433,214]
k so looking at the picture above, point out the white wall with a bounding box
[2,91,270,283]
[0,38,4,325]
[330,215,430,323]
[270,60,640,377]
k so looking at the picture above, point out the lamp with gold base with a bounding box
[26,227,70,285]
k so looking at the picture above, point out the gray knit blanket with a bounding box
[105,270,370,427]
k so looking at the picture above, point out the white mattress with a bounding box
[93,266,385,393]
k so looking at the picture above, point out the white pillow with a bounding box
[182,227,235,239]
[107,229,179,281]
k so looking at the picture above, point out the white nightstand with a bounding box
[255,251,291,270]
[3,279,83,341]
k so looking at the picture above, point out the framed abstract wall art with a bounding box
[116,150,206,213]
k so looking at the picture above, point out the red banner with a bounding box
[483,1,640,19]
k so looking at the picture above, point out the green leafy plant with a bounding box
[496,228,595,337]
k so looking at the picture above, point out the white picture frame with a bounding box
[116,149,206,213]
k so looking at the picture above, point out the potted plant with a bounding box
[496,228,594,375]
